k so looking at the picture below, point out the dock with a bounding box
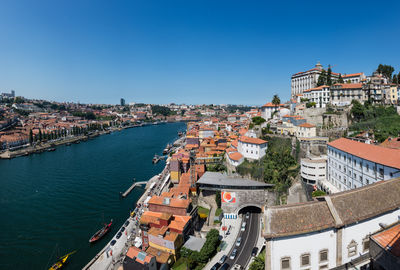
[121,181,147,198]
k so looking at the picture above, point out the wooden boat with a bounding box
[48,251,76,270]
[89,220,113,243]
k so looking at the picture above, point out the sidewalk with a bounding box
[203,216,242,270]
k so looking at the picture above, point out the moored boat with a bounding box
[89,220,113,243]
[48,250,76,270]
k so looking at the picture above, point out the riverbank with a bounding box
[0,121,185,159]
[83,135,186,270]
[0,122,186,270]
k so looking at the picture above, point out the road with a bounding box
[225,212,260,269]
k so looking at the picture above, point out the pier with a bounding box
[121,181,147,198]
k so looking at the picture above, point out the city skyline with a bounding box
[1,0,400,105]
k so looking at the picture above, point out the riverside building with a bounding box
[325,138,400,193]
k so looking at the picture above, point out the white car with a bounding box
[230,248,237,260]
[235,237,242,247]
[241,222,246,231]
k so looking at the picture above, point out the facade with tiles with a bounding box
[326,138,400,193]
[264,178,400,270]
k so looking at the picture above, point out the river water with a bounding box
[0,122,186,269]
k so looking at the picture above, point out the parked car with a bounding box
[235,237,242,247]
[218,255,227,264]
[220,263,230,270]
[241,222,246,231]
[251,247,259,257]
[116,232,122,239]
[230,248,237,260]
[110,240,116,246]
[120,226,125,232]
[210,262,221,270]
[124,220,130,226]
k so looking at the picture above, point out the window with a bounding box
[281,257,290,270]
[319,250,328,262]
[363,237,370,252]
[366,164,369,171]
[379,168,384,177]
[348,240,357,257]
[301,254,310,267]
[319,265,328,270]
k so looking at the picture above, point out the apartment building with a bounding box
[326,138,400,193]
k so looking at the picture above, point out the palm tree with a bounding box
[272,94,281,115]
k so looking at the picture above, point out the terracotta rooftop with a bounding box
[342,72,363,78]
[380,137,400,150]
[126,246,153,264]
[298,123,315,128]
[328,138,400,169]
[331,83,363,89]
[371,222,400,257]
[239,136,267,145]
[145,246,171,264]
[228,152,243,161]
[148,196,190,209]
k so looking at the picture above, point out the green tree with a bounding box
[249,252,265,270]
[393,74,398,85]
[29,129,33,145]
[326,66,332,86]
[252,116,266,126]
[317,70,327,86]
[215,192,221,208]
[14,96,24,104]
[350,100,365,121]
[338,74,344,83]
[38,129,42,142]
[377,64,395,82]
[272,95,281,113]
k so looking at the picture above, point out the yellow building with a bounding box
[170,171,181,183]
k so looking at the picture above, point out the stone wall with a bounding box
[221,189,267,214]
[295,107,326,126]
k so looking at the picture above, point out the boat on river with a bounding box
[48,250,76,270]
[89,220,113,243]
[163,144,172,155]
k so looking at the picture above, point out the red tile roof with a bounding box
[332,83,363,89]
[298,123,315,128]
[229,152,243,161]
[342,73,363,78]
[371,223,400,257]
[328,138,400,169]
[239,136,267,145]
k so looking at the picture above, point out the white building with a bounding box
[291,62,340,97]
[295,123,316,138]
[330,83,365,106]
[264,177,400,270]
[237,136,268,160]
[301,155,327,185]
[341,72,366,83]
[326,138,400,193]
[227,151,244,167]
[261,102,282,120]
[302,85,330,108]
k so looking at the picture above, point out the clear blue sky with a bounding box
[1,0,399,105]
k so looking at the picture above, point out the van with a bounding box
[241,222,246,231]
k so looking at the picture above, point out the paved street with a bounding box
[225,212,260,268]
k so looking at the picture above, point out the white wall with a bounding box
[327,146,400,192]
[270,229,336,270]
[238,141,267,160]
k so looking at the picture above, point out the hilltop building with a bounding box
[291,62,340,97]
